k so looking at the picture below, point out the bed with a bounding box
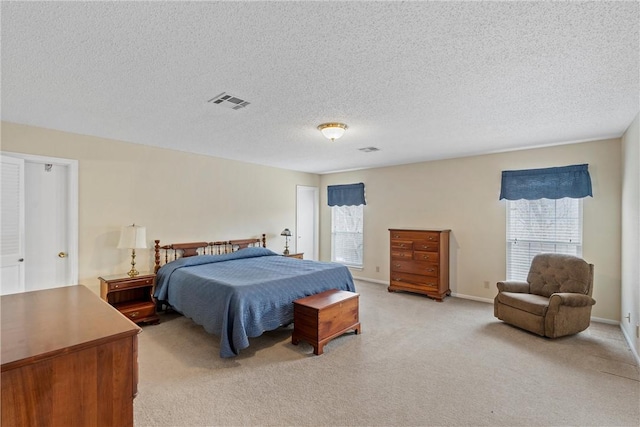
[152,236,356,357]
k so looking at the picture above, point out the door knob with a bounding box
[58,252,67,258]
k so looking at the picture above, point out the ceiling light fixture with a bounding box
[317,122,348,142]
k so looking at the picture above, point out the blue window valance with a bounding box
[499,164,592,200]
[328,183,366,206]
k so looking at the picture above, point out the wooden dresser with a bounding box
[1,285,141,427]
[388,229,451,301]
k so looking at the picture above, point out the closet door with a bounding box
[24,161,71,291]
[1,155,25,295]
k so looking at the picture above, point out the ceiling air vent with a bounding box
[358,147,380,153]
[207,92,250,110]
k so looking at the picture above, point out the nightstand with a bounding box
[99,272,159,325]
[285,253,304,259]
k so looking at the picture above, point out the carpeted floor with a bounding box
[134,280,639,426]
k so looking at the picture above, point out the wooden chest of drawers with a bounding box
[1,285,141,427]
[388,229,451,301]
[292,289,361,355]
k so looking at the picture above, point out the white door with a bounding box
[1,152,78,294]
[1,155,26,295]
[296,185,319,260]
[25,162,71,291]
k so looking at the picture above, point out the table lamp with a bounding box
[117,224,147,277]
[280,228,291,255]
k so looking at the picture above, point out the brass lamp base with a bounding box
[127,249,139,277]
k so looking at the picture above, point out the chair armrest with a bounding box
[549,293,596,309]
[496,281,530,293]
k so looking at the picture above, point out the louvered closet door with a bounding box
[1,155,25,295]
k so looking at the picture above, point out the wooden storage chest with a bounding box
[292,289,361,355]
[388,229,451,301]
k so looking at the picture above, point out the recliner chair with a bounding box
[494,253,595,338]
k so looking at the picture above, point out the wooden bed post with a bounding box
[154,240,161,273]
[262,233,266,248]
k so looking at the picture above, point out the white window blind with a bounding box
[506,198,582,281]
[331,204,363,267]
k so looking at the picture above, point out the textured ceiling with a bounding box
[1,1,638,174]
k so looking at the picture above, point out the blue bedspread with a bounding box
[154,247,355,357]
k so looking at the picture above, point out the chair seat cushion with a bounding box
[497,292,550,316]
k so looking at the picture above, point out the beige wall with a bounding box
[621,112,640,358]
[1,122,319,294]
[320,139,622,321]
[1,121,625,322]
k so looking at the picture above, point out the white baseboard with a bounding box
[450,293,494,304]
[590,316,618,325]
[352,277,497,304]
[620,324,640,366]
[351,276,388,286]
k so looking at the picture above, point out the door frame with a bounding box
[2,151,79,286]
[296,185,319,261]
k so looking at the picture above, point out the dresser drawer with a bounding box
[109,276,154,291]
[413,240,439,252]
[391,259,438,277]
[390,230,440,242]
[390,271,439,290]
[413,251,440,263]
[390,240,413,250]
[119,302,156,322]
[391,249,413,259]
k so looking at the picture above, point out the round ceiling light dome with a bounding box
[317,122,348,142]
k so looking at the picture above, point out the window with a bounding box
[328,182,366,268]
[506,198,583,281]
[331,204,363,267]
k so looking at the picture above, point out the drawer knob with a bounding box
[114,285,119,288]
[394,264,400,268]
[427,268,435,272]
[400,244,405,248]
[129,311,139,318]
[393,277,402,281]
[423,255,430,259]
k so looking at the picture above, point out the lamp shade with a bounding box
[117,224,147,249]
[317,123,348,141]
[280,228,292,237]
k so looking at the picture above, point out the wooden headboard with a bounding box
[154,234,267,272]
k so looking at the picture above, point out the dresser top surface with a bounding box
[99,272,155,282]
[1,285,141,370]
[389,228,451,232]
